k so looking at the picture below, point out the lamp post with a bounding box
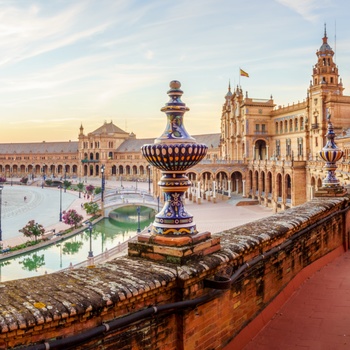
[58,185,62,221]
[136,206,141,233]
[88,221,93,258]
[148,165,151,193]
[64,164,67,192]
[0,185,3,241]
[101,165,105,203]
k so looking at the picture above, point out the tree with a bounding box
[62,209,83,229]
[94,187,102,195]
[84,202,99,215]
[19,220,45,242]
[77,182,84,197]
[63,180,72,190]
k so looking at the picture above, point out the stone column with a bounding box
[213,180,217,203]
[236,179,239,194]
[242,180,246,197]
[197,181,201,204]
[227,180,231,198]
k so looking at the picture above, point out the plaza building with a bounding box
[218,27,350,211]
[0,120,220,200]
[1,28,350,212]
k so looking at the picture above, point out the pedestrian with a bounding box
[24,196,27,202]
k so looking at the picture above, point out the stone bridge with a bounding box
[94,188,160,217]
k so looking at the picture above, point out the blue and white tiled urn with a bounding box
[319,114,344,187]
[141,81,208,235]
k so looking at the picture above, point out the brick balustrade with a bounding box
[0,197,349,349]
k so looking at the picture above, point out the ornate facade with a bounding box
[218,27,350,211]
[0,121,220,192]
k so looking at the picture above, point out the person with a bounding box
[24,196,27,202]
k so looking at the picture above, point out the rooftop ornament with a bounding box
[141,80,208,235]
[319,114,344,188]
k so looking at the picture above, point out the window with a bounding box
[261,124,266,132]
[315,137,318,147]
[255,124,260,132]
[286,139,291,156]
[276,140,280,156]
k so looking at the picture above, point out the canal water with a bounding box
[0,207,154,282]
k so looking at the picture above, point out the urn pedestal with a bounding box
[128,81,221,264]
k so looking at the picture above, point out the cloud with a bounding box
[275,0,331,22]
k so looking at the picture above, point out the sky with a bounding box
[0,0,350,143]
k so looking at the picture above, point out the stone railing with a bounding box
[1,197,349,349]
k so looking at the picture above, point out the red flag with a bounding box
[240,68,249,77]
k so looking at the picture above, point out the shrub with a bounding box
[20,177,28,184]
[62,209,83,229]
[86,184,95,194]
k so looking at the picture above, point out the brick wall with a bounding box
[0,197,348,350]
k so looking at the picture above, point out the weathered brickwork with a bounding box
[0,197,349,349]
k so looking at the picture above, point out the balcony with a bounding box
[81,159,100,163]
[311,123,319,130]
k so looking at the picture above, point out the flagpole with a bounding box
[239,67,241,88]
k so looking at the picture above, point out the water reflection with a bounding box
[0,207,154,282]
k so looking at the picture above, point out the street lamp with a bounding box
[137,206,141,233]
[0,185,3,241]
[64,164,67,192]
[101,165,105,203]
[148,165,151,193]
[88,221,93,258]
[58,185,62,221]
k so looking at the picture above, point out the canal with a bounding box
[0,207,154,282]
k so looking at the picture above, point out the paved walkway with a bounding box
[243,249,350,350]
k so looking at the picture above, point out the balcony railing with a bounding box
[81,159,100,163]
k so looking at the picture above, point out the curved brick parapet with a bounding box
[0,197,349,349]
